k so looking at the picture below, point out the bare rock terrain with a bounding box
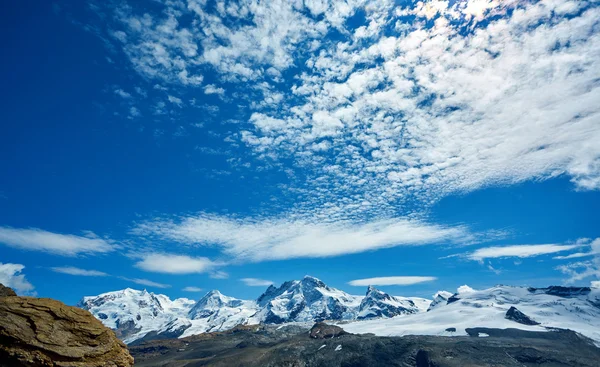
[0,284,134,367]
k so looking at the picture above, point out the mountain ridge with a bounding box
[79,275,428,343]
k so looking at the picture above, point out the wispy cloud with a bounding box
[555,238,600,284]
[240,278,273,287]
[348,276,437,286]
[209,270,229,279]
[134,253,219,274]
[50,266,108,277]
[118,276,171,289]
[133,214,475,262]
[114,88,132,99]
[465,244,580,261]
[0,226,115,256]
[0,263,34,294]
[182,286,203,292]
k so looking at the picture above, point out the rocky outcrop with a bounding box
[309,322,347,339]
[0,284,133,367]
[505,306,540,325]
[0,283,17,297]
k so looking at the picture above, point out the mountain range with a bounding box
[78,276,427,343]
[78,276,600,345]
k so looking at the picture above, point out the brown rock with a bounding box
[0,283,17,297]
[309,322,348,339]
[0,294,134,367]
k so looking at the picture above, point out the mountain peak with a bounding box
[300,275,326,288]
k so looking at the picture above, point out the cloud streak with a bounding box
[50,266,108,277]
[348,276,437,286]
[466,244,580,261]
[240,278,273,287]
[0,227,115,256]
[134,253,219,274]
[133,214,476,262]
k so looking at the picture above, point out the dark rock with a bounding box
[415,350,437,367]
[0,295,134,366]
[528,286,591,297]
[130,324,600,367]
[505,306,540,325]
[309,322,348,339]
[0,283,17,297]
[445,327,456,332]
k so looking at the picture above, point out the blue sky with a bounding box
[1,0,599,305]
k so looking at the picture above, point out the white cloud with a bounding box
[134,253,218,274]
[118,276,171,289]
[240,278,273,287]
[238,1,600,218]
[0,227,115,256]
[114,88,132,98]
[466,244,580,261]
[0,263,34,294]
[348,276,436,286]
[167,95,183,107]
[133,214,475,262]
[50,266,108,277]
[203,84,225,96]
[182,286,203,292]
[209,270,229,279]
[592,281,600,288]
[457,285,475,294]
[556,238,600,284]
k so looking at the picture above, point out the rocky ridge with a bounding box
[0,283,133,367]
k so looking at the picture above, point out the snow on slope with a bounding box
[181,290,259,337]
[357,286,429,319]
[343,285,600,343]
[78,288,195,343]
[255,276,363,323]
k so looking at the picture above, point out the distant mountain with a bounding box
[254,276,362,323]
[427,290,453,311]
[78,288,195,343]
[343,285,600,344]
[79,276,426,343]
[357,285,428,319]
[81,279,600,346]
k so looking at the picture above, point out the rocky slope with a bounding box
[0,283,133,367]
[130,323,600,367]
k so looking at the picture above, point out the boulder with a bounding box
[309,322,347,339]
[0,285,134,367]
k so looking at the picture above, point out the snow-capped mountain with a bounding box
[181,290,259,338]
[80,279,600,346]
[427,290,453,311]
[357,286,429,319]
[79,276,421,343]
[254,276,363,323]
[343,285,600,344]
[78,288,195,343]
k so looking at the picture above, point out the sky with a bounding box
[1,0,599,305]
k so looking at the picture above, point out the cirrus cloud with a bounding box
[0,226,115,256]
[50,266,108,277]
[348,276,437,286]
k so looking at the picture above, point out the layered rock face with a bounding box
[0,284,133,367]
